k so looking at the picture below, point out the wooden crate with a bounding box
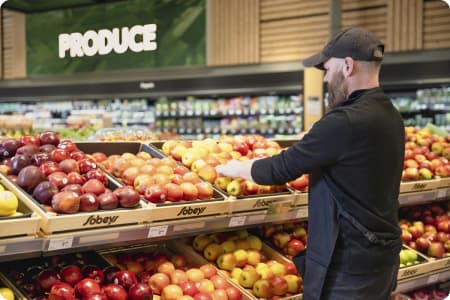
[399,179,441,193]
[77,142,229,222]
[437,177,450,188]
[228,192,295,214]
[397,245,433,280]
[173,241,303,300]
[0,189,40,238]
[0,173,151,234]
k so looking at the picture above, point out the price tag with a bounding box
[436,189,447,198]
[427,273,440,284]
[48,237,74,251]
[228,216,247,227]
[247,214,266,223]
[148,225,169,238]
[173,222,205,232]
[296,207,308,219]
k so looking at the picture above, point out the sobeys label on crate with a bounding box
[399,267,419,278]
[412,182,428,190]
[82,215,119,226]
[177,206,207,217]
[253,199,276,208]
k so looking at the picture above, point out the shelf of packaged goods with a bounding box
[394,267,450,294]
[0,235,43,262]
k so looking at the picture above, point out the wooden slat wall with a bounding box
[423,0,450,49]
[342,6,388,44]
[2,9,26,79]
[260,0,328,21]
[260,0,328,63]
[207,0,259,66]
[387,0,423,51]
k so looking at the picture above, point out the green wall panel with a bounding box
[26,0,205,76]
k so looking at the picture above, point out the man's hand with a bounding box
[215,159,256,182]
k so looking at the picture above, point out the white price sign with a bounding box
[228,216,247,227]
[296,207,308,219]
[48,237,74,251]
[148,225,169,238]
[427,273,440,284]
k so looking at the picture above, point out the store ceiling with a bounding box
[1,0,126,13]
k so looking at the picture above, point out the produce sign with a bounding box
[26,0,206,75]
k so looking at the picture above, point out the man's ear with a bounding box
[343,57,354,77]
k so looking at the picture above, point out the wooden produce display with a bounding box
[0,181,40,238]
[155,136,298,215]
[181,229,303,300]
[76,142,229,223]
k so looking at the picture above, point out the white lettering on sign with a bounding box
[59,24,157,58]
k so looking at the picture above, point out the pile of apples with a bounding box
[103,249,243,300]
[162,135,290,196]
[399,202,450,258]
[399,248,420,268]
[403,127,450,181]
[191,229,303,299]
[405,286,449,300]
[0,132,140,214]
[258,222,308,259]
[6,252,147,300]
[97,151,215,203]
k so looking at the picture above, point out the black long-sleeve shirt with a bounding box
[251,87,405,274]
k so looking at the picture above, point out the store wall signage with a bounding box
[58,24,157,58]
[82,215,119,226]
[177,206,206,216]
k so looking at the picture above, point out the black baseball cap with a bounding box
[302,27,384,70]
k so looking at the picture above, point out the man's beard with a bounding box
[326,71,347,111]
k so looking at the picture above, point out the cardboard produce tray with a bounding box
[174,240,303,300]
[0,185,41,238]
[76,142,229,222]
[0,173,150,234]
[399,178,441,193]
[397,245,432,281]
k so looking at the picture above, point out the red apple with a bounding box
[98,191,119,210]
[40,161,62,177]
[86,169,108,185]
[164,183,183,202]
[179,280,198,297]
[82,265,104,284]
[37,269,60,292]
[113,186,140,208]
[285,239,305,256]
[225,286,242,300]
[180,182,198,201]
[48,171,70,189]
[103,283,127,300]
[170,254,187,269]
[59,159,80,174]
[33,181,59,205]
[103,266,121,284]
[416,237,431,251]
[67,171,86,185]
[79,193,99,212]
[148,272,170,294]
[16,144,40,156]
[58,140,78,153]
[144,184,167,203]
[32,152,52,167]
[92,152,108,163]
[62,183,83,196]
[193,292,213,300]
[49,282,75,299]
[20,135,40,147]
[60,265,83,286]
[114,270,138,290]
[51,149,70,163]
[17,165,45,192]
[70,150,87,161]
[428,241,445,258]
[78,158,98,174]
[52,191,80,214]
[82,179,106,195]
[128,282,153,300]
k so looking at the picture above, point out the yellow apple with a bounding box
[220,240,237,253]
[216,253,237,271]
[246,235,263,250]
[252,279,272,298]
[238,265,259,288]
[204,243,224,262]
[233,249,248,267]
[193,234,213,252]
